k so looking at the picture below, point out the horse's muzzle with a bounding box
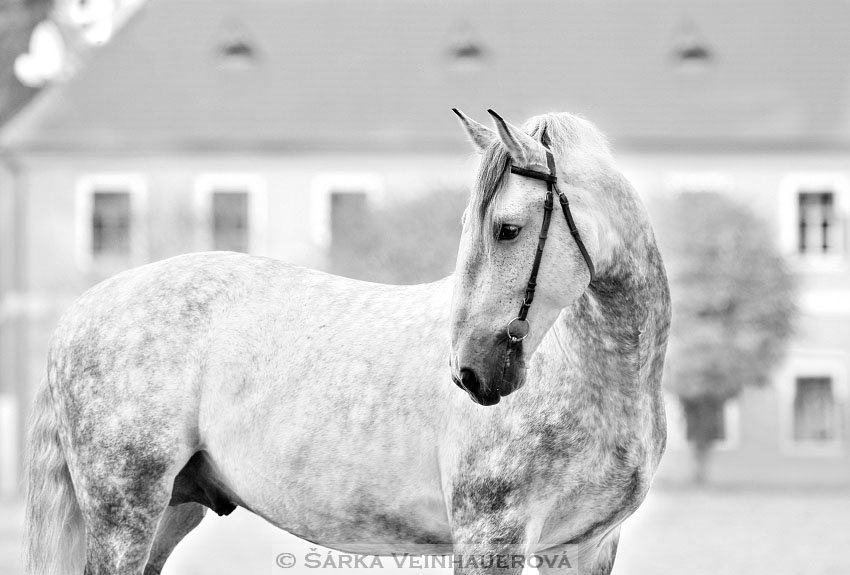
[453,369,501,406]
[452,341,527,406]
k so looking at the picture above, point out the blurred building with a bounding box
[1,0,850,496]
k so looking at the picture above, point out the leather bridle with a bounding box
[504,143,596,344]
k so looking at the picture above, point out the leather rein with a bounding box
[504,145,596,343]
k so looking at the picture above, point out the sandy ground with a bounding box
[2,487,849,575]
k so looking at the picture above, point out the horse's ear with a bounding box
[452,108,496,152]
[487,109,545,166]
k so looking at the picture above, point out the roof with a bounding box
[3,0,850,153]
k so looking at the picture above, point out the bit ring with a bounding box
[506,317,531,343]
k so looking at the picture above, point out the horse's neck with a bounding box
[545,241,670,457]
[555,276,644,394]
[570,184,671,397]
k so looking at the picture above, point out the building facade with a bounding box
[619,154,850,487]
[2,0,850,496]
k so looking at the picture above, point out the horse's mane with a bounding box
[467,113,612,249]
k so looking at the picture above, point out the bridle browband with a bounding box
[504,142,596,344]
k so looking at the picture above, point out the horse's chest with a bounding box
[540,461,648,546]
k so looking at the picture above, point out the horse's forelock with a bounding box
[466,113,612,252]
[468,143,511,251]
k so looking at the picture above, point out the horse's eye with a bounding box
[498,224,522,241]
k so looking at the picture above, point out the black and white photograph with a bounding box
[0,0,848,574]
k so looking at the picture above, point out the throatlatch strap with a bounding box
[555,188,596,283]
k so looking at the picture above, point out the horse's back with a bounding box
[47,251,441,418]
[49,252,305,390]
[48,251,397,375]
[54,251,316,332]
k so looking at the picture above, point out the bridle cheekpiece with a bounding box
[504,144,596,344]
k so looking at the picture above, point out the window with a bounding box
[778,352,848,456]
[76,175,147,269]
[195,174,266,254]
[793,377,837,442]
[327,190,370,277]
[330,190,369,250]
[798,192,840,255]
[211,191,249,252]
[91,191,131,258]
[311,174,383,248]
[780,174,848,267]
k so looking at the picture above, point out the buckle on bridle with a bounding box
[506,317,531,344]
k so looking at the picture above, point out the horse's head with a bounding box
[449,109,618,405]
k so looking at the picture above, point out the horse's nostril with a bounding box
[458,368,480,393]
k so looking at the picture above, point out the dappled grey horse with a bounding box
[25,110,670,575]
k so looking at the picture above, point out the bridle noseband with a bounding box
[504,146,596,344]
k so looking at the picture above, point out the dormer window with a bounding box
[220,39,255,61]
[675,42,712,64]
[671,20,714,72]
[446,23,486,71]
[216,19,259,68]
[451,41,484,63]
